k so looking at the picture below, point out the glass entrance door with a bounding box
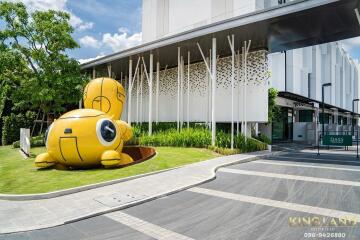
[272,107,293,142]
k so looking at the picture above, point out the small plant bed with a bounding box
[0,146,220,194]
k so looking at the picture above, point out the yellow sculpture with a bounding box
[35,78,133,169]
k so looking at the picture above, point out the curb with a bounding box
[0,166,185,201]
[67,151,285,223]
[0,152,190,201]
[1,150,285,234]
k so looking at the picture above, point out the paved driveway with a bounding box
[2,152,360,240]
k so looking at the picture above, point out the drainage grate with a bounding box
[94,193,148,207]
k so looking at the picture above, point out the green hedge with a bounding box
[1,111,36,146]
[215,131,268,152]
[133,127,267,153]
[12,135,45,148]
[139,128,211,148]
[254,133,271,145]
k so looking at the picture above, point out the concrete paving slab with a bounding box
[218,168,360,186]
[0,215,155,240]
[122,189,360,240]
[0,151,273,234]
[106,211,194,240]
[202,169,360,214]
[238,159,360,181]
[94,193,148,207]
[3,151,360,240]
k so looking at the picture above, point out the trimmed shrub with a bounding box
[254,133,271,145]
[12,135,45,148]
[132,126,268,153]
[1,111,36,146]
[139,128,211,148]
[208,146,240,155]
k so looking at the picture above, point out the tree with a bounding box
[268,87,280,123]
[0,1,85,121]
[0,43,28,119]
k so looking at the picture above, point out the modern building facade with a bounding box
[81,0,360,146]
[268,43,360,143]
[142,0,360,144]
[142,0,281,43]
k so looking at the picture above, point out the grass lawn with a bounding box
[0,146,221,194]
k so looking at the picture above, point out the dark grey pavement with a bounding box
[2,151,360,240]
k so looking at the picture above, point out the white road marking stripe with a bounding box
[106,211,194,240]
[269,156,360,165]
[188,187,360,222]
[256,160,360,172]
[218,168,360,187]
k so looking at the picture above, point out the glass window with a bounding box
[319,113,330,124]
[343,117,348,125]
[298,110,313,122]
[338,116,342,125]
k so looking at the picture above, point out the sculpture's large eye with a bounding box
[44,123,54,148]
[96,119,117,146]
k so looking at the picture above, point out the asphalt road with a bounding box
[2,151,360,240]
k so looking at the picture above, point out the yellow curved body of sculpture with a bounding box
[35,78,133,169]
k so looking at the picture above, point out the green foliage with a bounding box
[207,146,240,155]
[128,123,208,146]
[1,111,36,145]
[132,127,268,153]
[214,131,268,152]
[0,44,29,118]
[12,135,44,148]
[139,128,212,148]
[268,87,280,123]
[0,1,85,115]
[254,133,271,145]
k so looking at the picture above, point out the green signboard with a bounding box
[323,135,353,146]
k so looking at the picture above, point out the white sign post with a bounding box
[20,128,30,157]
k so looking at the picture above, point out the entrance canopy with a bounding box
[278,91,360,116]
[81,0,360,77]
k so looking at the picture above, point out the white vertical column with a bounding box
[177,47,181,131]
[211,38,217,146]
[92,68,96,79]
[107,64,112,78]
[149,53,153,135]
[206,56,210,127]
[140,66,143,124]
[236,50,240,136]
[136,67,140,123]
[156,61,160,124]
[209,50,212,129]
[245,40,251,137]
[228,34,235,149]
[127,59,133,125]
[244,42,247,137]
[180,56,184,130]
[125,76,128,92]
[187,51,190,129]
[241,46,245,135]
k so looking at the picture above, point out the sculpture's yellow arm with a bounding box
[116,120,133,142]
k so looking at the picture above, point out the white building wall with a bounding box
[142,0,280,43]
[268,52,285,91]
[122,51,269,123]
[141,0,360,115]
[268,42,360,112]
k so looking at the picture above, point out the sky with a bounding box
[10,0,143,63]
[4,0,360,64]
